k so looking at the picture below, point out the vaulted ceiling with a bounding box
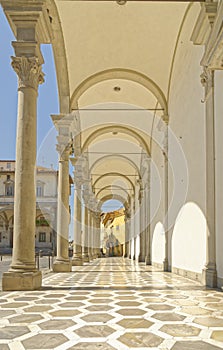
[49,0,200,208]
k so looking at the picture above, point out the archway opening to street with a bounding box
[101,199,125,258]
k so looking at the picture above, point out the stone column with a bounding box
[129,196,134,259]
[88,210,93,260]
[163,119,169,272]
[2,56,44,291]
[92,213,97,259]
[124,212,129,258]
[139,190,146,262]
[95,213,101,258]
[82,205,90,262]
[201,67,217,287]
[145,184,151,265]
[72,181,83,265]
[53,149,72,272]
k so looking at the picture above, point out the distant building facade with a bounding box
[101,209,125,257]
[0,160,58,254]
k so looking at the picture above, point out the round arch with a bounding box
[70,68,168,115]
[97,194,129,212]
[89,154,141,177]
[83,125,150,155]
[93,172,135,194]
[96,185,131,203]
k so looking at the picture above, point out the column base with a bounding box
[138,255,145,263]
[72,256,83,266]
[202,266,217,288]
[2,270,42,291]
[145,256,151,265]
[163,258,169,272]
[82,254,90,263]
[53,259,72,272]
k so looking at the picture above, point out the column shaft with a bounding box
[201,68,217,287]
[72,183,83,265]
[145,186,151,265]
[139,194,146,262]
[53,150,71,272]
[83,205,90,262]
[163,123,169,272]
[3,56,43,290]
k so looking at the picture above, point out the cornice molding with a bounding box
[1,0,52,44]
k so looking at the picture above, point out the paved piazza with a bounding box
[0,258,223,350]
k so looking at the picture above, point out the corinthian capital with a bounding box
[11,56,44,90]
[200,66,214,101]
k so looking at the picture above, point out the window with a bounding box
[50,232,52,243]
[116,225,120,231]
[0,232,1,242]
[6,163,11,169]
[36,181,45,197]
[39,232,46,242]
[36,185,43,197]
[5,184,14,196]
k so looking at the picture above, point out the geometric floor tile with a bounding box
[181,307,211,316]
[171,341,223,350]
[1,257,223,350]
[81,313,113,323]
[0,326,30,339]
[194,317,223,327]
[39,319,76,330]
[152,312,186,322]
[116,308,146,316]
[118,332,163,347]
[24,305,53,313]
[0,345,10,350]
[117,318,153,328]
[68,343,116,350]
[160,324,201,337]
[85,305,113,312]
[8,314,44,323]
[49,309,80,317]
[211,331,223,342]
[74,325,115,338]
[146,304,175,311]
[0,310,15,317]
[22,334,69,349]
[116,301,141,307]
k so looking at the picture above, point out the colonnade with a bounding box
[0,0,219,291]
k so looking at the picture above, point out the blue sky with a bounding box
[0,7,123,215]
[0,6,59,166]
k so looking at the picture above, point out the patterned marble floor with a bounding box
[0,258,223,350]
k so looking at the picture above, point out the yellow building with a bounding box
[102,209,125,257]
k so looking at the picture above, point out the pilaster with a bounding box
[201,67,217,288]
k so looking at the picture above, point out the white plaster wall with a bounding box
[152,222,165,264]
[172,203,206,273]
[214,71,223,280]
[168,3,206,274]
[150,139,165,265]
